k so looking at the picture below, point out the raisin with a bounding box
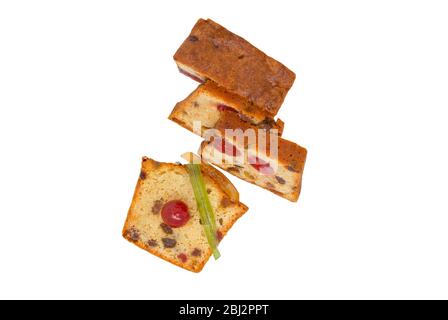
[139,170,146,180]
[192,248,202,257]
[219,218,223,226]
[188,35,198,42]
[275,176,286,184]
[151,199,164,214]
[160,223,173,235]
[287,165,297,172]
[124,227,140,242]
[162,238,177,248]
[147,239,158,247]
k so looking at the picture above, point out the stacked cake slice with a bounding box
[170,18,307,202]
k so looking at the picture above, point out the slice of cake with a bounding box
[199,112,307,202]
[123,157,248,272]
[169,81,284,137]
[174,18,296,117]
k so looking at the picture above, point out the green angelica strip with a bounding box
[186,163,221,260]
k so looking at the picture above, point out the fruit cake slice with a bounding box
[199,112,307,202]
[174,18,296,117]
[169,81,284,137]
[122,157,248,273]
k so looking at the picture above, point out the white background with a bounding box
[1,0,447,299]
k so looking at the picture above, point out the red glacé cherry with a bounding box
[161,200,190,228]
[217,104,236,112]
[177,253,188,263]
[212,137,241,157]
[248,156,274,175]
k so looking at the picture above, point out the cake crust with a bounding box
[174,19,296,116]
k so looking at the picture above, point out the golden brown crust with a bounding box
[168,94,197,131]
[174,19,296,116]
[122,157,248,273]
[275,118,285,136]
[168,105,194,132]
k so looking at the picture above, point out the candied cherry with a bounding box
[161,200,190,228]
[177,253,188,263]
[212,137,241,157]
[217,104,235,112]
[248,156,275,175]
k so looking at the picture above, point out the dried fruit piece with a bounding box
[124,227,140,242]
[213,137,241,157]
[177,253,188,263]
[160,223,173,235]
[248,156,274,175]
[151,199,164,214]
[216,231,223,242]
[217,104,236,113]
[147,239,158,247]
[162,238,177,248]
[275,176,286,184]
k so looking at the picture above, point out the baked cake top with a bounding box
[174,19,296,117]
